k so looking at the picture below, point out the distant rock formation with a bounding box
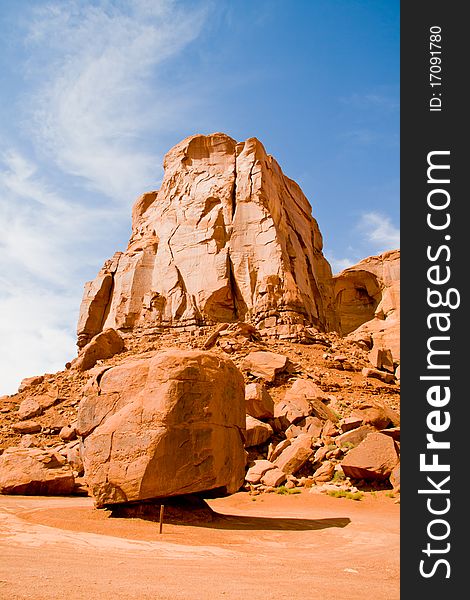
[77,133,338,348]
[333,250,400,361]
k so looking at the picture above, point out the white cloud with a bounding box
[0,285,78,395]
[326,254,356,275]
[0,0,208,395]
[325,211,399,275]
[358,211,400,251]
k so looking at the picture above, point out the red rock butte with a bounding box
[77,132,399,361]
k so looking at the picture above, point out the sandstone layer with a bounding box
[77,133,338,348]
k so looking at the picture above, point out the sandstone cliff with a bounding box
[333,249,400,361]
[77,133,338,347]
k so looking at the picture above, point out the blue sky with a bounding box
[0,0,399,394]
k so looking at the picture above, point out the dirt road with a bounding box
[0,491,399,600]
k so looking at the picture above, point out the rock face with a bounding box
[334,250,400,361]
[77,349,246,507]
[77,133,338,347]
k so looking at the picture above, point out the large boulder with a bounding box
[340,432,400,480]
[0,448,75,495]
[77,349,246,507]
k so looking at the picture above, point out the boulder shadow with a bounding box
[109,496,351,532]
[198,513,351,531]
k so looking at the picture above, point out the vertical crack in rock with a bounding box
[227,251,247,321]
[167,224,180,262]
[230,160,237,220]
[98,272,115,333]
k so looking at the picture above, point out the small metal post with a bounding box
[159,504,164,534]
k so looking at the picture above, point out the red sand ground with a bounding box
[0,490,399,600]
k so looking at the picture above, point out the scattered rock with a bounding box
[267,438,291,462]
[274,396,311,428]
[314,446,329,463]
[380,427,400,441]
[284,379,339,422]
[339,417,363,433]
[274,434,314,475]
[321,420,338,437]
[245,382,274,419]
[362,367,395,384]
[368,347,394,372]
[335,425,376,448]
[59,423,77,442]
[35,393,60,410]
[245,416,273,447]
[19,434,40,448]
[17,398,42,421]
[18,375,44,393]
[0,447,75,495]
[260,467,287,487]
[312,460,335,483]
[73,328,124,372]
[245,459,275,484]
[240,351,288,383]
[285,416,323,439]
[351,401,391,430]
[12,421,42,435]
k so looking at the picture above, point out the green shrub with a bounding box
[275,486,301,495]
[326,490,363,501]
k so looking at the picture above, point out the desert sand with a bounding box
[0,490,399,600]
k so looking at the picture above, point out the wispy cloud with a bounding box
[326,254,356,275]
[26,0,206,201]
[342,92,399,112]
[0,0,208,394]
[358,211,400,251]
[325,211,399,274]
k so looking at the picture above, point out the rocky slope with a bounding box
[0,133,400,504]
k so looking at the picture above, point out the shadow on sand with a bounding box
[192,513,351,531]
[109,497,351,532]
